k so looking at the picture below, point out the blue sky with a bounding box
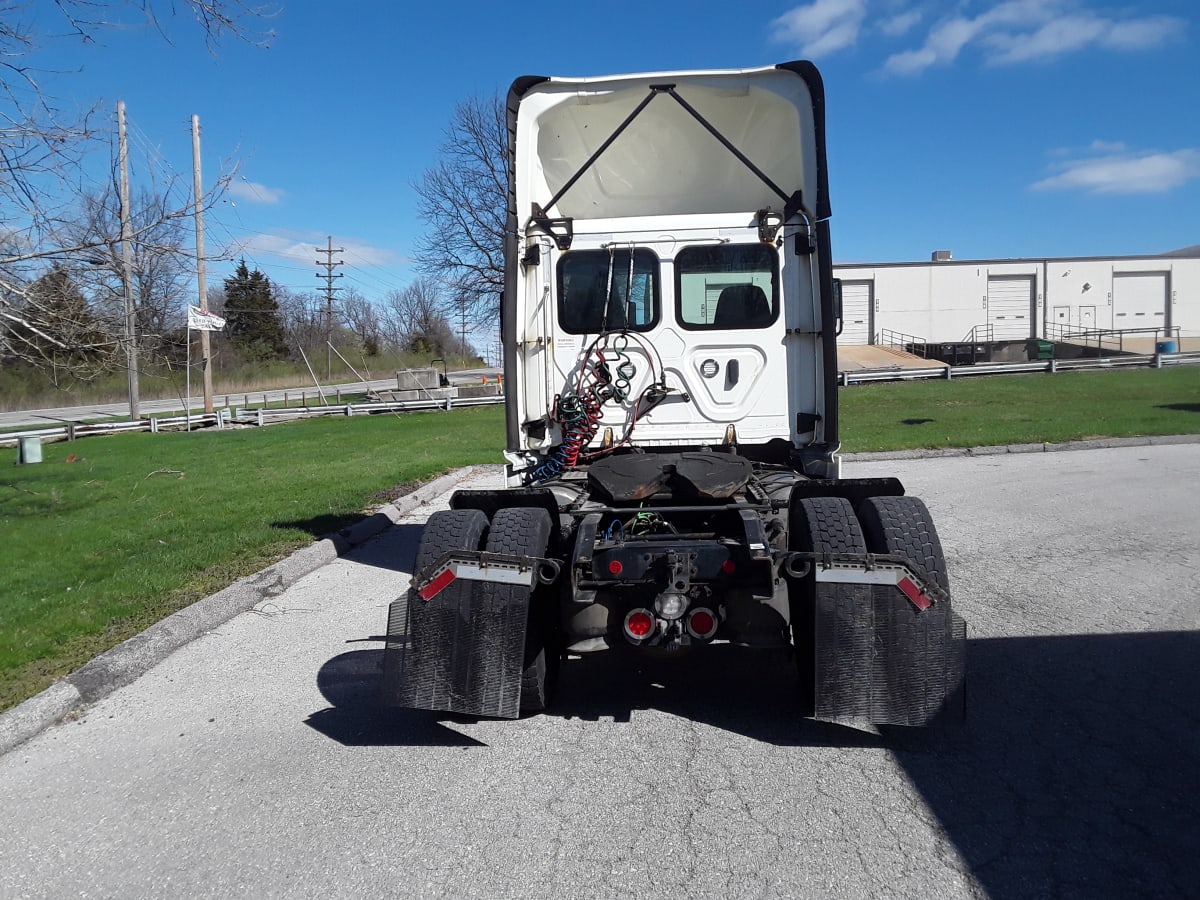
[22,0,1200,311]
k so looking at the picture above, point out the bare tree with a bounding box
[0,0,271,371]
[339,288,382,357]
[382,279,459,357]
[412,93,507,325]
[71,185,193,343]
[276,286,327,354]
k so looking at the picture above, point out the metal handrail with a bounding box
[1046,323,1181,353]
[878,329,929,358]
[963,324,994,343]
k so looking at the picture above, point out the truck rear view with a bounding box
[382,62,965,726]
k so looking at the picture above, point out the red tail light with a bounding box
[686,608,718,640]
[721,559,736,575]
[624,608,655,641]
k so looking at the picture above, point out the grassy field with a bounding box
[0,405,504,710]
[1,366,1198,711]
[839,367,1200,452]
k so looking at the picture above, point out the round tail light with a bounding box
[624,608,656,641]
[686,608,719,640]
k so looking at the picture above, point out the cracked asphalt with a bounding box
[1,444,1197,898]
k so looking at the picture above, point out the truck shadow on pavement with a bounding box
[310,630,1200,898]
[305,648,484,747]
[891,629,1200,899]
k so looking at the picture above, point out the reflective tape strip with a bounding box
[896,575,933,611]
[418,567,457,601]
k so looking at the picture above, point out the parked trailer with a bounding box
[382,61,965,726]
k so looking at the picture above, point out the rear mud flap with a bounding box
[381,577,530,719]
[813,582,965,727]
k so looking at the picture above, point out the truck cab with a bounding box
[503,64,840,479]
[383,62,965,727]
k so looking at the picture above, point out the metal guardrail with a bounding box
[5,352,1195,448]
[0,395,505,448]
[840,350,1200,385]
[1,412,229,447]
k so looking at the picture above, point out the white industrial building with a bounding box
[833,249,1200,350]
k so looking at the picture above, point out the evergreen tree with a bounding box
[6,267,112,373]
[222,260,287,361]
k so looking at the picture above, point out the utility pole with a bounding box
[191,114,213,414]
[315,236,343,380]
[460,297,468,365]
[117,100,140,420]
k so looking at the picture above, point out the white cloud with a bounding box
[231,231,402,266]
[879,10,922,37]
[770,0,868,57]
[228,179,286,205]
[881,1,1185,75]
[1032,147,1200,195]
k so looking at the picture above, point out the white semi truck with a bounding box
[383,61,965,725]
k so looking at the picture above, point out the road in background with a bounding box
[0,369,501,429]
[1,446,1197,898]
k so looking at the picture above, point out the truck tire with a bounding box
[858,496,950,594]
[484,507,558,712]
[386,509,489,708]
[413,509,490,576]
[857,495,964,726]
[787,496,866,710]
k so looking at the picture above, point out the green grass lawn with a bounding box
[1,366,1198,712]
[839,367,1200,452]
[0,405,504,710]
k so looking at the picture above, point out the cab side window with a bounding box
[675,244,779,330]
[558,248,659,334]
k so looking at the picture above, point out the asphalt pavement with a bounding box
[1,442,1198,898]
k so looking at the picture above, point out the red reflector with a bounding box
[625,610,654,638]
[689,610,716,637]
[418,567,456,602]
[897,576,933,611]
[608,559,624,576]
[721,559,736,574]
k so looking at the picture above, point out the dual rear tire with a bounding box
[411,506,558,714]
[787,494,950,708]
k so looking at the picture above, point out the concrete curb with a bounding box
[841,433,1200,463]
[0,465,495,757]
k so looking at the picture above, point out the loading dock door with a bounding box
[838,281,872,345]
[987,276,1034,339]
[1113,273,1168,330]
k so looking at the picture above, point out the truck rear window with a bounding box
[675,244,778,330]
[557,248,659,334]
